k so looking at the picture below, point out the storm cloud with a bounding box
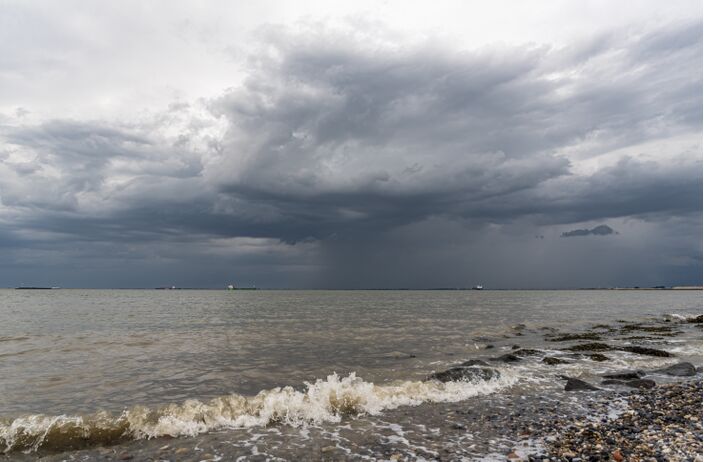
[561,225,617,238]
[0,5,701,288]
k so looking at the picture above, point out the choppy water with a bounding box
[0,289,701,457]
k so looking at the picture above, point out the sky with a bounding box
[0,0,701,289]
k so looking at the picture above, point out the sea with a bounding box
[0,289,701,460]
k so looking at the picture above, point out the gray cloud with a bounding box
[0,18,701,287]
[561,225,617,238]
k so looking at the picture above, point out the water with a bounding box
[0,289,701,457]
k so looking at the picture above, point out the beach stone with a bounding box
[613,449,624,461]
[459,359,491,367]
[174,448,190,455]
[542,357,569,365]
[118,453,133,460]
[427,366,500,383]
[588,353,610,362]
[655,362,696,376]
[602,379,656,389]
[547,332,602,342]
[512,348,542,357]
[564,378,600,391]
[565,342,612,352]
[494,353,521,363]
[620,346,673,357]
[603,371,644,380]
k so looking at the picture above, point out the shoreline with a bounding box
[1,313,701,461]
[5,380,700,461]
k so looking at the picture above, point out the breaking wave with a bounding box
[0,371,517,453]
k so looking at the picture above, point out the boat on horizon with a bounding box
[227,283,257,290]
[472,284,483,290]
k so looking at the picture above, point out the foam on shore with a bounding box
[0,370,517,453]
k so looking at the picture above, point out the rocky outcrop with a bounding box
[654,362,696,377]
[602,379,656,389]
[564,343,613,352]
[543,357,570,365]
[620,346,672,357]
[602,371,644,380]
[564,378,600,391]
[459,359,491,367]
[427,366,500,383]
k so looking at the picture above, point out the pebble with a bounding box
[538,381,702,461]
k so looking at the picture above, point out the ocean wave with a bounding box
[0,371,517,454]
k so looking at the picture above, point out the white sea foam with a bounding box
[0,371,517,453]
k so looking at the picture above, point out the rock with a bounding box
[322,446,336,452]
[686,314,703,323]
[587,353,610,362]
[512,348,542,357]
[543,357,570,365]
[494,353,521,363]
[427,366,500,383]
[620,324,673,333]
[620,346,673,357]
[564,378,600,391]
[613,449,624,462]
[459,359,491,367]
[507,450,520,459]
[175,448,190,455]
[452,423,466,430]
[564,342,613,352]
[602,379,656,389]
[547,332,602,342]
[485,344,495,349]
[118,453,133,461]
[602,371,644,380]
[511,344,521,350]
[626,379,656,389]
[655,362,696,376]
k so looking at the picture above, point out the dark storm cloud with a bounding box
[561,225,617,237]
[203,20,701,238]
[0,19,701,287]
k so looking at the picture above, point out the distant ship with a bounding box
[227,283,257,290]
[472,284,484,290]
